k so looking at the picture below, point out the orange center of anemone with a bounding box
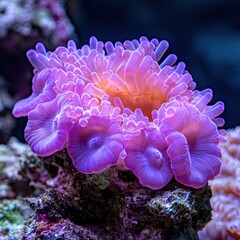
[115,91,165,118]
[93,73,167,119]
[84,50,172,119]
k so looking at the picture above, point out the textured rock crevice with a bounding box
[0,139,212,239]
[23,150,211,239]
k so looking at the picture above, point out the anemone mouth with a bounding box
[146,146,163,169]
[88,135,104,150]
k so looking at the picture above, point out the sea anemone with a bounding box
[13,36,225,190]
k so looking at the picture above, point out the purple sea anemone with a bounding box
[13,36,225,190]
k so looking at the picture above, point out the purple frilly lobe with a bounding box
[12,69,56,117]
[12,43,56,117]
[124,129,173,190]
[156,95,224,188]
[25,94,72,156]
[67,116,125,174]
[12,36,225,190]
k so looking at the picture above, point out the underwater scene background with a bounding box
[0,0,239,239]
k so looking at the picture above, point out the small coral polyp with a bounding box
[13,36,225,190]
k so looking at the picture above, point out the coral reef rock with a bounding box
[0,138,212,239]
[21,150,211,239]
[0,77,15,144]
